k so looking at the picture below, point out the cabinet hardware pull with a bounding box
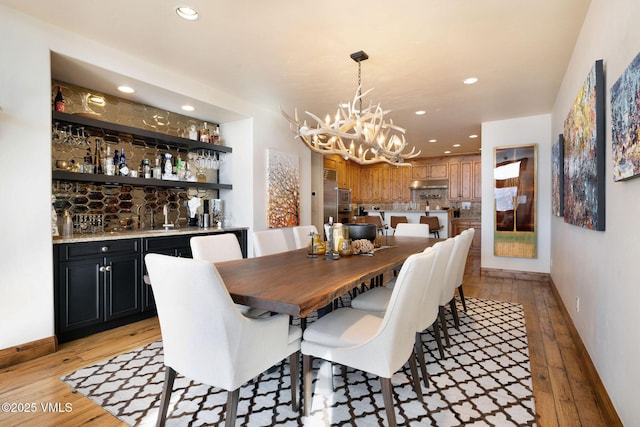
[101,246,109,252]
[105,266,112,272]
[99,266,106,272]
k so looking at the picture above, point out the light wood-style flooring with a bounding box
[0,255,621,426]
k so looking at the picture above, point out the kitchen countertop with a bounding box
[52,226,249,244]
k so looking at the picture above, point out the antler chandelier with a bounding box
[281,51,420,166]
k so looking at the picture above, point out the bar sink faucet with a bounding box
[162,204,174,230]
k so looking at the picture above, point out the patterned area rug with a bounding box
[62,297,536,426]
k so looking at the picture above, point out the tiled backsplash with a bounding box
[51,81,220,232]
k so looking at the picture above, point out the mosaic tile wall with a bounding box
[52,81,222,232]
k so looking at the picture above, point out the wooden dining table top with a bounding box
[215,236,442,318]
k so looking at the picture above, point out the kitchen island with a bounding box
[366,210,450,237]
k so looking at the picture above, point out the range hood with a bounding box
[409,179,449,189]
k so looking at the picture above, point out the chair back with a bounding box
[190,233,242,263]
[454,228,474,285]
[420,215,441,230]
[364,215,383,228]
[145,254,260,390]
[253,228,289,256]
[394,223,430,237]
[292,225,318,249]
[390,215,408,229]
[370,249,436,375]
[439,233,468,305]
[417,238,455,331]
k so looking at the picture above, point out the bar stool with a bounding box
[420,216,444,238]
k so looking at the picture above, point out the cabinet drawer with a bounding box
[58,239,140,260]
[143,235,192,253]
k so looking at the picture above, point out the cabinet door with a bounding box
[105,253,141,321]
[428,163,448,179]
[411,165,428,180]
[461,161,473,199]
[390,166,410,201]
[337,158,349,188]
[360,168,373,202]
[473,160,482,200]
[449,162,461,200]
[378,166,391,202]
[350,162,361,202]
[57,258,103,333]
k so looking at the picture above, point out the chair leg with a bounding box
[432,322,445,359]
[439,306,451,347]
[380,377,397,427]
[458,285,468,312]
[449,298,461,330]
[303,354,313,416]
[156,366,176,427]
[225,388,240,427]
[414,332,429,388]
[408,349,424,399]
[289,352,299,412]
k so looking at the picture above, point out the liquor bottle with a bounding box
[113,149,120,175]
[143,159,151,179]
[94,139,103,174]
[119,148,129,176]
[54,86,65,112]
[105,146,114,176]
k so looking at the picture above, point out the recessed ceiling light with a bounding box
[469,134,478,138]
[463,77,478,85]
[429,139,437,143]
[117,85,135,94]
[453,144,461,147]
[415,110,426,115]
[181,105,195,112]
[444,150,451,154]
[176,6,199,20]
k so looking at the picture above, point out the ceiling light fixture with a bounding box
[181,105,195,112]
[453,144,461,147]
[429,139,437,143]
[415,110,426,115]
[469,134,478,138]
[463,77,479,85]
[117,85,135,94]
[176,6,199,21]
[281,50,420,166]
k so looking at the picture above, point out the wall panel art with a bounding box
[563,60,606,231]
[611,51,640,181]
[266,149,300,228]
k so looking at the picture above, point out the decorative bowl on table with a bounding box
[345,223,377,242]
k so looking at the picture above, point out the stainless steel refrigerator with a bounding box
[323,169,352,224]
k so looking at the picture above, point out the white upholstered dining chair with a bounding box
[144,253,302,427]
[393,222,430,238]
[456,228,475,312]
[253,228,290,256]
[292,225,318,249]
[190,233,269,318]
[301,249,436,426]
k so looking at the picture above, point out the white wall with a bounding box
[480,114,552,273]
[550,0,640,424]
[0,5,311,349]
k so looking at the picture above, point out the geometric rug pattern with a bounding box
[61,297,536,426]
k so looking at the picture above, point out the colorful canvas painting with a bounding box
[611,51,640,181]
[563,60,605,231]
[552,134,564,217]
[266,149,300,228]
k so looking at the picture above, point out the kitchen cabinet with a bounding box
[51,111,232,191]
[53,229,248,342]
[473,160,482,199]
[350,162,361,202]
[390,166,411,201]
[451,219,481,253]
[449,161,461,200]
[323,155,349,188]
[461,161,473,199]
[410,159,448,180]
[447,155,482,201]
[54,238,143,343]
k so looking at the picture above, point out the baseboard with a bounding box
[0,336,57,369]
[480,267,549,282]
[548,278,623,426]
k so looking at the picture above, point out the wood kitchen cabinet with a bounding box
[390,166,411,201]
[350,161,361,202]
[410,158,448,180]
[451,219,481,253]
[323,155,350,188]
[447,154,482,201]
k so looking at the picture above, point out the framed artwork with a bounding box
[563,60,606,231]
[552,134,564,217]
[266,149,300,228]
[494,144,537,258]
[611,50,640,181]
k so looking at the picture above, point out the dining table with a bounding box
[215,236,442,318]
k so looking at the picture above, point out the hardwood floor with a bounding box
[0,255,621,426]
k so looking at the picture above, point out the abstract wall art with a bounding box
[552,134,564,217]
[563,60,605,231]
[611,50,640,181]
[266,149,300,228]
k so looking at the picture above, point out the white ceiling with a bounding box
[2,0,590,157]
